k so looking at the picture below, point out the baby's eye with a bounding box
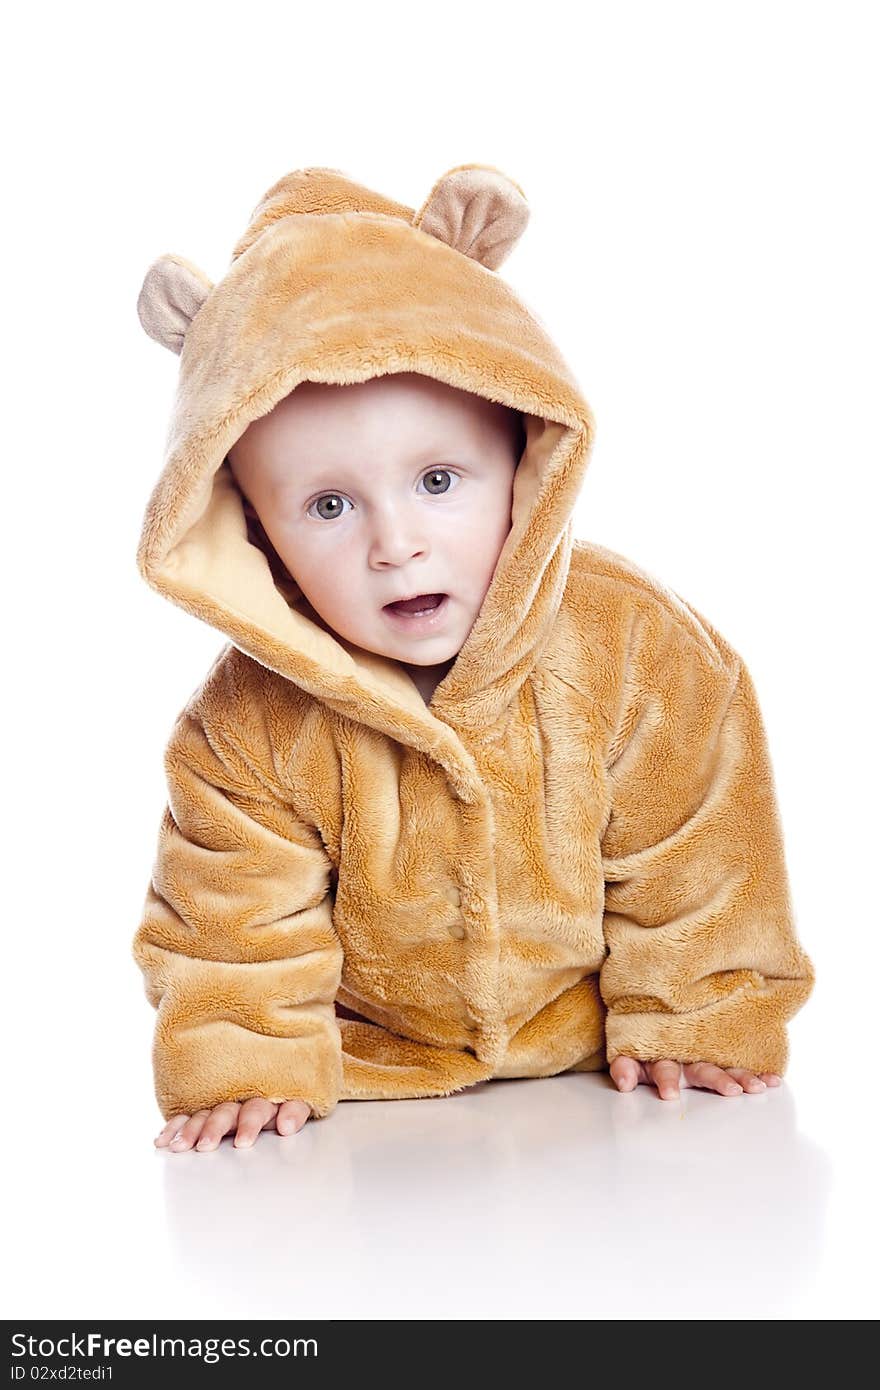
[308,493,351,522]
[420,468,456,496]
[307,469,457,521]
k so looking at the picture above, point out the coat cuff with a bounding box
[153,1005,343,1121]
[604,972,814,1076]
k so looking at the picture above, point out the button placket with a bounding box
[440,881,466,938]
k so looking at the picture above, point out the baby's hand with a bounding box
[154,1098,313,1152]
[610,1056,782,1100]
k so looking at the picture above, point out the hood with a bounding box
[136,162,596,783]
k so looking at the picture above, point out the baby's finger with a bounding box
[155,1115,190,1148]
[233,1098,279,1148]
[725,1068,767,1093]
[168,1110,213,1151]
[194,1102,242,1151]
[276,1100,312,1135]
[609,1056,641,1091]
[684,1062,742,1096]
[649,1059,683,1100]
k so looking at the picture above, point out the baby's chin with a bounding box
[382,635,463,666]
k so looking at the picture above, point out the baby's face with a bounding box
[227,372,521,695]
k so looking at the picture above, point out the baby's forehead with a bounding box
[232,372,519,468]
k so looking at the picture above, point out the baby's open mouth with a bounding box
[383,593,447,615]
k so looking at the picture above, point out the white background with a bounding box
[4,0,877,1321]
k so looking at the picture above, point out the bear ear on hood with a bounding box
[136,253,214,354]
[413,164,530,270]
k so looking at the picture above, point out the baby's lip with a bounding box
[382,591,448,609]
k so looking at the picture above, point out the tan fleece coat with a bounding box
[132,162,815,1121]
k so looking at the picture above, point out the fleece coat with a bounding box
[132,162,815,1121]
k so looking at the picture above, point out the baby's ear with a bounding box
[136,254,214,354]
[413,164,530,270]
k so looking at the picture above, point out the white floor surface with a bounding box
[6,1038,874,1320]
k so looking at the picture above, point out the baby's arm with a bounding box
[598,605,815,1083]
[133,665,344,1145]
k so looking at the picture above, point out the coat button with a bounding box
[448,920,466,940]
[443,883,462,906]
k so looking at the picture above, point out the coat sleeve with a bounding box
[598,610,815,1076]
[132,705,344,1122]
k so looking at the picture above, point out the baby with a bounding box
[133,163,815,1153]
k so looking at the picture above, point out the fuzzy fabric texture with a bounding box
[132,162,815,1121]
